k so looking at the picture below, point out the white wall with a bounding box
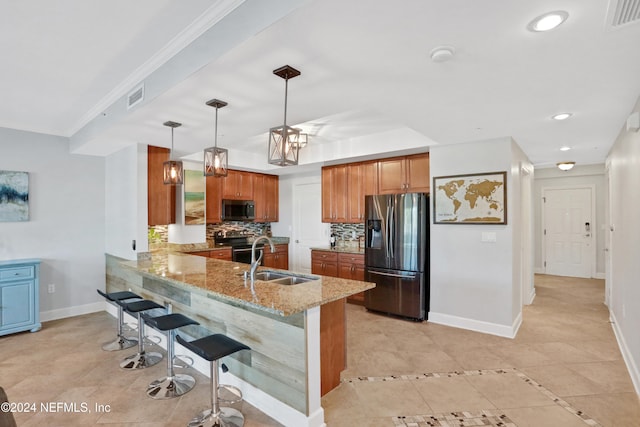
[606,98,640,394]
[533,164,606,277]
[0,128,105,320]
[429,137,530,338]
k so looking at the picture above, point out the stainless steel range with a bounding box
[214,230,264,265]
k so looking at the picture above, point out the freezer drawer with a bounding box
[364,268,425,320]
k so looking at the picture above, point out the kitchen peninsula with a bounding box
[105,251,374,427]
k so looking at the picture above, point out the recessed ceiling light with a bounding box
[552,113,572,120]
[528,11,569,32]
[560,146,571,151]
[430,46,455,63]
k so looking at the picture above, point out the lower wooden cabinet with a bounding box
[311,250,339,277]
[190,248,232,261]
[262,244,288,269]
[337,253,365,305]
[311,250,365,304]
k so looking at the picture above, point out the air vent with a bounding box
[127,84,144,110]
[608,0,640,28]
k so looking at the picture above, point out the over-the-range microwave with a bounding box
[222,199,255,221]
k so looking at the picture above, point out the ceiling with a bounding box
[3,0,640,174]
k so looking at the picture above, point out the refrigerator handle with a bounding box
[385,203,391,259]
[389,202,395,259]
[368,270,416,280]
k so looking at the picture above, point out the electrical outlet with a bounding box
[352,230,356,238]
[47,284,55,294]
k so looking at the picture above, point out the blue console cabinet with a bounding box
[0,259,41,336]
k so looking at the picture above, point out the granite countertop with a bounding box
[121,250,374,317]
[311,245,364,255]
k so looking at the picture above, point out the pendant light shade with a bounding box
[204,99,228,177]
[268,65,301,166]
[163,121,184,185]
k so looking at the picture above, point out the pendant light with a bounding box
[268,65,302,166]
[203,99,229,177]
[162,121,184,185]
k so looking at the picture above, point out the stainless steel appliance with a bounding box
[364,193,429,321]
[221,200,255,221]
[214,230,263,265]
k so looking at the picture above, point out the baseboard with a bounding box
[526,288,536,305]
[429,311,522,339]
[594,272,606,279]
[609,311,640,395]
[40,302,104,322]
[105,309,325,427]
[534,267,545,274]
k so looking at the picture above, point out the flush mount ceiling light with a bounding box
[527,10,569,32]
[430,45,455,63]
[552,112,572,120]
[557,161,575,171]
[163,121,183,185]
[268,65,302,166]
[204,99,229,177]
[560,146,571,151]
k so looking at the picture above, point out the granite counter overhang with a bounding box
[120,250,374,317]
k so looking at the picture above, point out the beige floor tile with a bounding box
[466,373,552,409]
[565,392,640,427]
[503,405,596,427]
[446,345,514,370]
[322,382,369,423]
[412,375,496,413]
[566,360,636,393]
[521,364,606,397]
[492,343,556,367]
[352,380,432,418]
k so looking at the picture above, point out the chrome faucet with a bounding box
[249,236,275,283]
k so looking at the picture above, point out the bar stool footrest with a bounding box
[188,407,244,427]
[217,384,242,404]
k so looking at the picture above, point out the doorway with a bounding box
[542,186,596,278]
[292,181,330,273]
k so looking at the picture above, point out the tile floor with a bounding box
[0,274,638,426]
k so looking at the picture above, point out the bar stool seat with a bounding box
[119,299,165,370]
[143,313,199,399]
[177,334,250,427]
[96,289,141,351]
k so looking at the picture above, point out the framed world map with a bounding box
[433,171,507,224]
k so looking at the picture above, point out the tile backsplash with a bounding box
[206,222,271,240]
[331,223,365,241]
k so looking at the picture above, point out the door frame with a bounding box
[541,184,597,278]
[521,163,534,305]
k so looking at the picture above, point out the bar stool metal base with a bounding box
[120,351,162,370]
[102,335,138,352]
[147,374,195,399]
[188,407,244,427]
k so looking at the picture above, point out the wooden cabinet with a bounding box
[0,259,41,336]
[190,248,232,261]
[148,145,176,225]
[222,170,254,200]
[337,253,365,305]
[311,250,339,277]
[320,298,346,395]
[347,161,378,222]
[378,153,430,194]
[321,165,349,223]
[254,174,279,223]
[205,175,223,224]
[262,244,288,269]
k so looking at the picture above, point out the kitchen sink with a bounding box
[254,271,318,285]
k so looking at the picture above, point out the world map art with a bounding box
[433,171,506,224]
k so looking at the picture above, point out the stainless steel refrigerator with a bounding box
[364,193,429,321]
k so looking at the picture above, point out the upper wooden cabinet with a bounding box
[148,145,176,226]
[222,170,254,200]
[322,165,348,222]
[205,175,223,224]
[254,174,279,223]
[347,161,378,222]
[378,153,430,194]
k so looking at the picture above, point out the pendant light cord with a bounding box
[214,106,219,149]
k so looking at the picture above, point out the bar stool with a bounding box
[142,312,200,399]
[96,289,141,351]
[119,299,165,370]
[176,334,250,427]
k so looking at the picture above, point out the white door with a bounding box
[543,187,594,278]
[292,182,330,273]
